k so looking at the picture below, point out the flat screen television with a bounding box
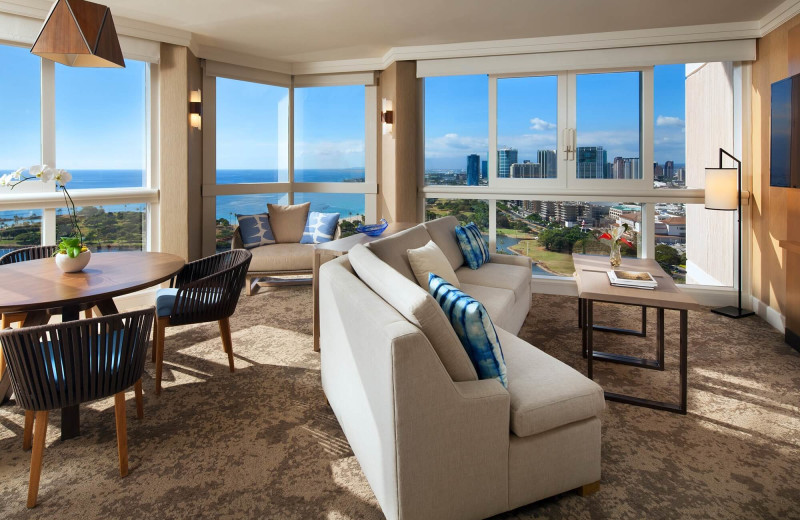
[771,74,800,188]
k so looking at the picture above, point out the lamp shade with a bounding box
[31,0,125,68]
[704,168,738,211]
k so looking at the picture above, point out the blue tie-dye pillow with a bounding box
[455,222,490,270]
[428,273,508,388]
[301,212,340,244]
[236,213,276,249]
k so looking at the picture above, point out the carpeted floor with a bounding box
[1,288,799,519]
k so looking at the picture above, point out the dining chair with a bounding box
[153,249,252,395]
[0,246,59,329]
[0,308,155,508]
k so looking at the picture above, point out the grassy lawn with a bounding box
[510,240,576,276]
[496,227,536,240]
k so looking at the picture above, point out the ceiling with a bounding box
[102,0,786,63]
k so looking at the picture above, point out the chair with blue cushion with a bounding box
[0,309,155,508]
[153,249,252,395]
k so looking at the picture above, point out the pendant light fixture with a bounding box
[31,0,125,68]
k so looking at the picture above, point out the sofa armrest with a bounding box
[490,252,532,269]
[231,227,244,250]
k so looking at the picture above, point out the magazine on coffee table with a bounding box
[607,270,658,290]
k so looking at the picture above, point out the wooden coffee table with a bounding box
[572,254,701,414]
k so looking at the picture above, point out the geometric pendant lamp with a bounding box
[31,0,125,68]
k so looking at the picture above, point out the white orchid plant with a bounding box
[0,165,87,258]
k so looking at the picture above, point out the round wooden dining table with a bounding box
[0,251,185,440]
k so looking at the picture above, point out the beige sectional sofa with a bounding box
[319,216,606,520]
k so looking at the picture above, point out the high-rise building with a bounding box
[654,162,664,180]
[537,149,557,178]
[466,154,480,186]
[481,160,488,180]
[613,157,625,179]
[510,161,542,178]
[664,160,675,181]
[497,148,518,178]
[576,147,607,179]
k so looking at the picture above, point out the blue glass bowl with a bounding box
[357,219,389,237]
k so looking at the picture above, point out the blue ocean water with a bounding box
[0,169,367,223]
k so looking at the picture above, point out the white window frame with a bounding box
[0,42,158,252]
[201,63,378,255]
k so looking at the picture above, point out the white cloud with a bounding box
[656,115,685,127]
[425,133,488,158]
[529,117,557,131]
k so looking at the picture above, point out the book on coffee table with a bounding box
[607,270,658,290]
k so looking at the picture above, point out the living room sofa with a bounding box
[319,216,606,520]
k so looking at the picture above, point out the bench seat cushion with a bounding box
[497,327,605,437]
[248,243,314,272]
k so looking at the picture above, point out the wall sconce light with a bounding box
[381,98,393,136]
[189,89,202,130]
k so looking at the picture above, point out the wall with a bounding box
[751,14,800,341]
[685,62,736,286]
[159,43,203,261]
[379,61,419,223]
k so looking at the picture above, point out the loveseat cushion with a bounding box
[407,240,460,289]
[248,243,314,272]
[348,244,478,382]
[236,213,276,248]
[423,216,464,271]
[455,222,490,270]
[300,211,340,244]
[456,262,531,307]
[366,225,433,282]
[268,202,311,243]
[497,327,605,437]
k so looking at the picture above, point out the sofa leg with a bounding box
[578,481,600,496]
[246,277,260,296]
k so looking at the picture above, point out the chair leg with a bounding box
[23,410,34,451]
[218,318,235,373]
[84,307,93,319]
[0,313,7,329]
[134,379,143,420]
[114,392,129,477]
[155,317,168,395]
[27,410,48,508]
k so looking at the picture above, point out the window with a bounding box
[294,193,366,237]
[575,71,641,180]
[60,204,147,252]
[0,209,42,256]
[424,198,489,246]
[216,78,289,184]
[424,75,488,186]
[294,85,365,182]
[215,194,289,251]
[497,76,559,179]
[55,60,147,188]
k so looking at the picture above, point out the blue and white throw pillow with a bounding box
[428,273,508,388]
[236,213,275,249]
[455,222,490,270]
[301,212,340,244]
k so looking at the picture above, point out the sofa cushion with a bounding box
[429,274,508,388]
[249,243,314,272]
[456,262,531,308]
[497,327,605,437]
[366,225,433,282]
[455,222,490,270]
[423,216,464,271]
[301,211,340,244]
[236,213,276,249]
[407,240,460,289]
[267,202,311,243]
[459,283,514,329]
[348,244,478,382]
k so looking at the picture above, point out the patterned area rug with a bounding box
[1,289,799,519]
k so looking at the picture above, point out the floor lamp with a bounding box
[705,148,754,318]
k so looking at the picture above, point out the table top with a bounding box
[314,222,417,254]
[0,251,185,313]
[572,254,701,311]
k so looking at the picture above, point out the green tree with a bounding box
[655,244,682,272]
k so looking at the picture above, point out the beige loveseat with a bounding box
[231,224,340,295]
[319,216,605,520]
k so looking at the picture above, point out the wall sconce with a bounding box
[189,89,202,130]
[381,98,393,136]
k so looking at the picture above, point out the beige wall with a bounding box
[751,14,800,336]
[685,62,736,286]
[379,61,419,223]
[159,43,203,261]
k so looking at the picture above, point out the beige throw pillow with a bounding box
[407,240,461,289]
[267,202,310,243]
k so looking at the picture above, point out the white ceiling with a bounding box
[102,0,785,63]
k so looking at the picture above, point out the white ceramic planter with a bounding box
[55,250,91,273]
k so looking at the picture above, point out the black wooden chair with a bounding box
[153,249,252,395]
[0,246,59,329]
[0,309,155,508]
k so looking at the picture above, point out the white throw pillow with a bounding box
[407,240,460,289]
